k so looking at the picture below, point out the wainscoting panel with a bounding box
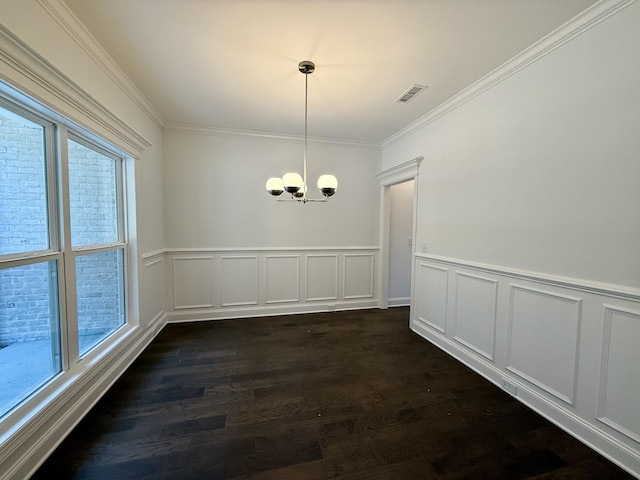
[172,256,214,309]
[415,262,448,333]
[141,255,165,325]
[507,285,582,405]
[306,255,338,302]
[165,248,378,321]
[453,271,498,361]
[220,256,259,307]
[343,254,374,299]
[597,305,640,443]
[265,255,300,304]
[410,254,640,477]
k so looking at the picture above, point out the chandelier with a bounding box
[266,60,338,202]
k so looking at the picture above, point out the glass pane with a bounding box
[0,105,49,255]
[76,249,125,355]
[68,139,119,247]
[0,261,61,418]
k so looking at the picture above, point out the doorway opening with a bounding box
[388,180,414,307]
[377,157,422,314]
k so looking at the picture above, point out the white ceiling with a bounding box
[64,0,598,144]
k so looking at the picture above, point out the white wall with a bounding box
[388,180,413,305]
[384,2,640,476]
[163,129,380,248]
[383,2,640,289]
[0,1,166,478]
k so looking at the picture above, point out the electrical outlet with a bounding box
[501,379,518,396]
[421,241,428,253]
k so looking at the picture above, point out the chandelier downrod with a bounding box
[303,66,308,201]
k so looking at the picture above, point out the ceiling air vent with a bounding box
[395,84,428,103]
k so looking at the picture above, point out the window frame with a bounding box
[0,97,59,262]
[0,87,132,422]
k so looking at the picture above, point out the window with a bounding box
[0,95,129,418]
[67,137,126,355]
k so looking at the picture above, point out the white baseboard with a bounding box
[166,300,379,323]
[387,296,410,307]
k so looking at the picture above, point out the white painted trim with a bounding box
[387,297,410,307]
[414,315,445,335]
[305,254,339,302]
[143,257,163,268]
[35,0,164,128]
[417,263,449,334]
[382,0,637,148]
[597,305,640,444]
[165,301,378,323]
[376,156,423,186]
[163,122,380,149]
[165,246,379,254]
[171,256,214,310]
[0,25,152,156]
[265,255,300,304]
[452,271,498,362]
[506,284,582,406]
[418,254,640,301]
[343,253,375,300]
[219,255,259,307]
[141,249,166,260]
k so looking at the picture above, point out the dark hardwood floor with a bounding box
[31,308,634,479]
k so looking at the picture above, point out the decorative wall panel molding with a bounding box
[220,256,259,307]
[306,254,338,302]
[507,284,582,405]
[453,271,498,361]
[164,248,378,321]
[410,254,640,478]
[415,262,448,333]
[265,255,300,304]
[417,253,640,301]
[597,305,640,443]
[172,256,214,309]
[343,254,375,299]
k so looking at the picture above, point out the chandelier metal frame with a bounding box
[265,60,338,203]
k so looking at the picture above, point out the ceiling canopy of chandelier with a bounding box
[266,60,338,203]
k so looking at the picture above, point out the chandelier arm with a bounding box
[275,196,328,203]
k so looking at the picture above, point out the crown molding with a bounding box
[0,24,152,156]
[382,0,637,148]
[36,0,165,129]
[163,122,381,150]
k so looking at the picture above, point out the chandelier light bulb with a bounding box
[266,177,284,196]
[317,175,338,197]
[292,182,307,198]
[282,172,303,193]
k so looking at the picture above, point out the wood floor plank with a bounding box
[31,308,635,479]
